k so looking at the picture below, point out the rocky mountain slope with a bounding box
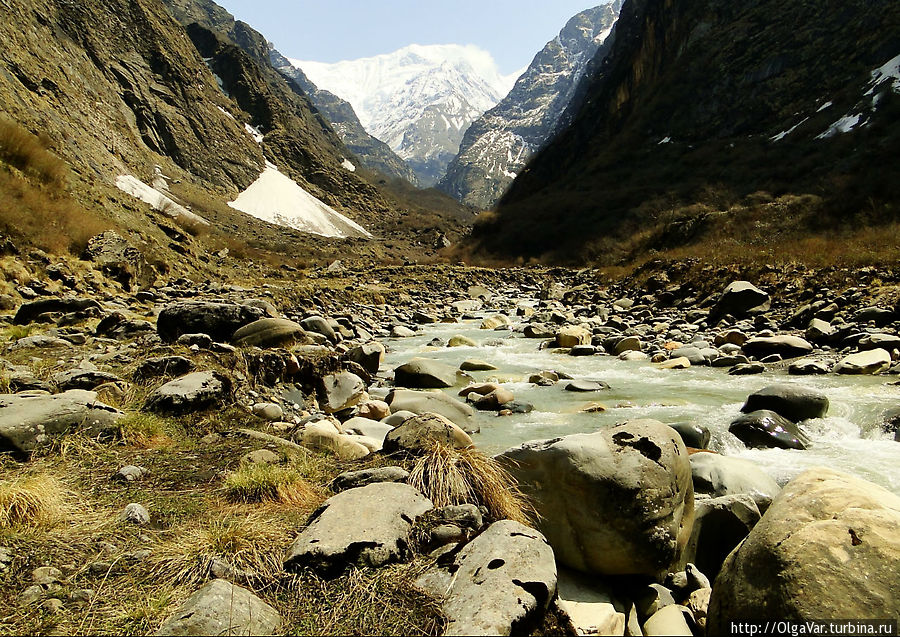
[471,0,900,262]
[296,45,519,187]
[438,2,623,209]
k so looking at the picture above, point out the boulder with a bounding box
[742,335,812,359]
[690,452,780,512]
[564,380,609,392]
[382,413,473,454]
[523,323,555,339]
[386,389,476,430]
[459,359,497,372]
[283,483,432,576]
[300,422,370,460]
[155,579,280,636]
[232,318,306,348]
[556,326,591,348]
[448,335,476,347]
[318,371,366,414]
[353,400,390,421]
[393,358,458,389]
[132,356,194,381]
[346,342,385,375]
[729,410,809,450]
[656,356,691,370]
[53,369,124,392]
[788,359,829,375]
[391,325,416,338]
[708,469,900,630]
[670,422,711,449]
[642,604,692,636]
[144,371,231,415]
[472,390,515,412]
[480,315,510,330]
[671,346,706,365]
[556,568,625,637]
[84,231,156,292]
[499,420,693,576]
[681,494,761,580]
[331,466,410,491]
[834,348,891,375]
[14,297,102,325]
[740,383,829,422]
[614,337,642,355]
[415,520,556,636]
[300,316,336,342]
[709,281,770,321]
[0,390,122,457]
[857,333,900,352]
[156,301,268,342]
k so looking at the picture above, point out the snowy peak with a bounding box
[292,44,519,186]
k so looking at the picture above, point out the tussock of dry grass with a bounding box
[0,475,69,528]
[408,443,536,525]
[224,462,324,507]
[0,118,65,187]
[116,413,179,448]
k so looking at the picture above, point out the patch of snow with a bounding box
[865,53,900,96]
[770,117,809,142]
[502,169,518,179]
[816,113,862,139]
[227,163,371,239]
[115,175,208,226]
[341,158,356,172]
[216,105,235,120]
[658,136,671,144]
[244,123,264,144]
[816,101,833,112]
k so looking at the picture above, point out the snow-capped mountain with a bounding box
[293,44,520,186]
[438,2,624,209]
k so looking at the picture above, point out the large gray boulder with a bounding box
[690,452,781,512]
[318,371,366,414]
[13,297,102,325]
[834,348,892,375]
[393,358,459,389]
[155,579,281,636]
[415,520,557,636]
[740,384,829,422]
[346,341,385,375]
[156,300,269,343]
[729,410,809,450]
[144,371,231,415]
[386,388,476,430]
[0,390,122,457]
[84,231,156,291]
[742,336,813,359]
[709,281,770,321]
[498,420,694,576]
[382,413,473,454]
[283,482,432,576]
[231,318,306,348]
[708,469,900,630]
[681,494,761,580]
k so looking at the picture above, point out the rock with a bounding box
[635,583,676,622]
[319,371,366,414]
[41,598,64,614]
[499,420,693,576]
[480,314,510,330]
[331,466,410,491]
[241,449,280,465]
[232,318,306,347]
[382,413,473,454]
[690,452,780,512]
[670,422,710,449]
[11,334,73,349]
[386,389,476,430]
[857,333,900,352]
[0,390,122,457]
[459,359,497,372]
[472,390,515,412]
[251,402,283,421]
[614,336,642,355]
[742,335,812,359]
[671,346,706,365]
[708,469,900,630]
[391,325,416,338]
[834,348,891,375]
[300,316,337,342]
[342,417,394,442]
[709,281,770,322]
[144,371,231,415]
[13,297,102,325]
[284,483,432,576]
[300,423,370,460]
[643,604,692,636]
[33,566,62,586]
[805,318,835,343]
[155,579,281,636]
[121,503,150,525]
[133,356,194,381]
[393,358,458,388]
[447,335,476,347]
[20,584,44,605]
[681,494,761,579]
[740,383,829,422]
[415,520,556,636]
[556,325,591,348]
[346,342,384,375]
[53,369,124,392]
[564,380,609,392]
[84,231,156,291]
[556,568,625,637]
[524,323,555,339]
[788,358,829,375]
[729,410,809,450]
[113,465,148,482]
[176,333,212,349]
[156,300,268,343]
[656,356,691,370]
[686,588,711,631]
[353,400,390,421]
[529,370,559,385]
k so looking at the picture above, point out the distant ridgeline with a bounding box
[469,0,900,262]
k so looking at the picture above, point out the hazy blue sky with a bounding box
[215,1,601,73]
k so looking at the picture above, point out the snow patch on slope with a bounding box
[227,162,370,239]
[115,175,208,226]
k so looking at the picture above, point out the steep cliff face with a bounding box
[438,2,623,210]
[473,0,900,261]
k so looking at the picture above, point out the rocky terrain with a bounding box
[1,248,899,634]
[471,0,900,262]
[438,2,623,209]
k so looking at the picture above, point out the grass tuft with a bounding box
[224,462,324,507]
[0,118,66,187]
[408,443,536,525]
[117,413,180,448]
[0,475,69,528]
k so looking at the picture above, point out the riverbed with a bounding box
[379,317,900,495]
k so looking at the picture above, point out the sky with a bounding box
[215,1,602,74]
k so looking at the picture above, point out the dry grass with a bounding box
[0,475,69,529]
[408,443,536,525]
[116,413,180,449]
[0,118,66,188]
[224,462,325,507]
